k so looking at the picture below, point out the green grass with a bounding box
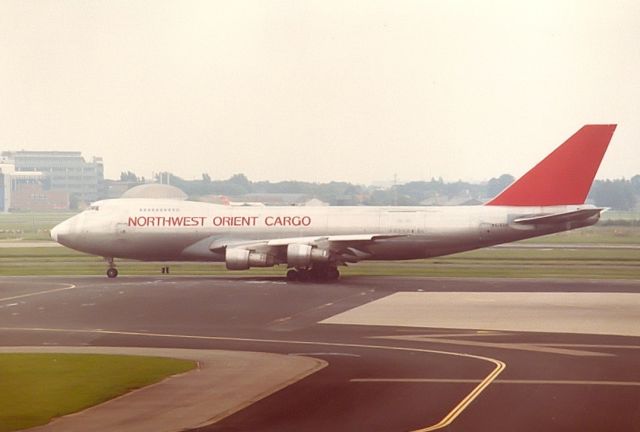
[0,353,195,432]
[0,213,76,240]
[451,247,640,262]
[0,257,640,280]
[520,226,640,244]
[0,242,639,279]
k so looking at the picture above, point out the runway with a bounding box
[1,275,639,432]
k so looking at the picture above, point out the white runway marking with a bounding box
[0,283,77,302]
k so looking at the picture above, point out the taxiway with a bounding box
[1,275,639,432]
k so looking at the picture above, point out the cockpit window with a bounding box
[88,205,100,211]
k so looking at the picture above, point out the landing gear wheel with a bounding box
[309,267,325,282]
[106,268,118,278]
[327,267,340,281]
[286,269,298,281]
[297,269,310,282]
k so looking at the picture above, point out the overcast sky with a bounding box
[1,1,638,184]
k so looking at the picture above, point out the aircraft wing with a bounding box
[209,234,405,264]
[512,208,604,225]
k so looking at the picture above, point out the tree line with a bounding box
[120,171,640,211]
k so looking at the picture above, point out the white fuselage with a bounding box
[51,198,600,263]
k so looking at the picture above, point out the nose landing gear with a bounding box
[106,258,118,278]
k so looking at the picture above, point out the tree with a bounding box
[631,175,640,194]
[589,179,637,210]
[226,174,251,194]
[120,171,139,182]
[486,174,515,199]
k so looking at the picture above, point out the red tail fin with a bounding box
[485,125,616,206]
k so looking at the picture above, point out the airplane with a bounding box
[50,124,616,281]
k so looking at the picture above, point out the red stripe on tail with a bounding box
[485,125,616,206]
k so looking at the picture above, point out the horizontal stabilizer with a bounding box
[513,208,604,225]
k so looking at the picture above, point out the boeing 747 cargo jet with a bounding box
[51,125,616,281]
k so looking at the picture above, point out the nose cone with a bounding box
[50,220,70,243]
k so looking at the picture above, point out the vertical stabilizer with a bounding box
[485,125,616,206]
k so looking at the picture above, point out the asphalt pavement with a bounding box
[1,275,639,432]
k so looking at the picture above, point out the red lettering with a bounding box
[212,215,258,227]
[263,215,311,226]
[127,215,210,228]
[131,214,315,229]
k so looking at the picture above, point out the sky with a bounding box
[0,1,638,184]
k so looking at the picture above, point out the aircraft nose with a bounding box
[50,220,70,243]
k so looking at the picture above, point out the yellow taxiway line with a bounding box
[0,326,506,431]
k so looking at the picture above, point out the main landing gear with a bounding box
[106,257,118,278]
[286,266,340,282]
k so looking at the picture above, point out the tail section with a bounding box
[486,124,616,206]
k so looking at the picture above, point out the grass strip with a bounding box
[0,353,195,432]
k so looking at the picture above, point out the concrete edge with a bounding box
[0,346,328,432]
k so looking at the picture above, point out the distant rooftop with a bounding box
[1,151,102,163]
[121,184,188,200]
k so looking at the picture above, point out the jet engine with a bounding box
[287,244,330,267]
[225,248,275,270]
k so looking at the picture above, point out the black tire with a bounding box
[297,269,310,282]
[327,267,340,281]
[308,267,324,282]
[286,269,298,281]
[107,268,118,278]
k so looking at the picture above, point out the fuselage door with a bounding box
[478,222,493,242]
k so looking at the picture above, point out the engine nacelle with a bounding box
[225,248,275,270]
[287,243,330,267]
